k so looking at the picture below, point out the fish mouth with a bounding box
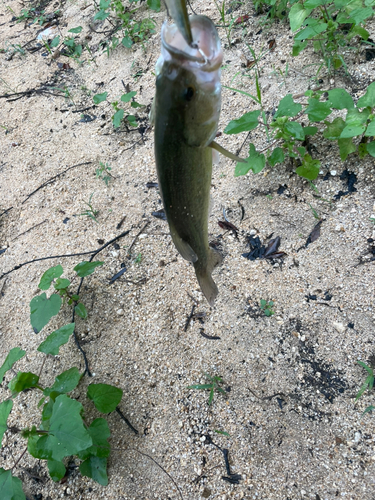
[161,15,222,71]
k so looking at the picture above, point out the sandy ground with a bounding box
[1,1,375,499]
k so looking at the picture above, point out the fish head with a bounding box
[156,15,223,147]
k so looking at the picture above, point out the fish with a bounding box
[153,11,245,306]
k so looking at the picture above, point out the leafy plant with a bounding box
[134,252,142,264]
[225,82,375,180]
[260,299,274,316]
[93,90,143,128]
[187,373,226,405]
[79,193,99,222]
[96,161,114,186]
[0,262,124,496]
[214,0,237,46]
[356,360,374,415]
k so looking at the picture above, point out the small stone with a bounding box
[331,170,337,176]
[117,309,124,315]
[335,225,344,232]
[333,322,346,333]
[202,488,211,498]
[354,431,361,442]
[249,229,257,235]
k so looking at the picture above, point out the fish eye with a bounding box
[185,86,195,101]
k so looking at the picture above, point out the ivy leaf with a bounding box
[338,138,356,161]
[8,372,39,394]
[80,456,108,486]
[38,265,63,290]
[75,303,87,320]
[120,91,137,103]
[295,18,328,41]
[78,418,111,460]
[44,367,82,397]
[285,122,304,140]
[0,468,25,500]
[38,395,92,461]
[37,323,75,356]
[113,109,124,128]
[357,82,375,108]
[224,110,260,134]
[54,278,70,290]
[305,98,332,121]
[268,147,285,167]
[295,154,320,180]
[327,88,354,110]
[366,141,375,157]
[274,94,302,118]
[68,26,83,33]
[74,261,104,278]
[93,92,108,105]
[365,118,375,137]
[289,3,311,31]
[234,144,266,176]
[147,0,161,12]
[87,384,123,413]
[48,460,66,482]
[0,400,13,443]
[30,293,61,333]
[121,36,133,48]
[0,348,26,382]
[323,117,345,139]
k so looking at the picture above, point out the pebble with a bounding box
[116,309,124,315]
[333,322,346,333]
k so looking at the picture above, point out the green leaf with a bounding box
[121,36,133,48]
[74,261,104,277]
[121,91,137,103]
[39,265,63,290]
[147,0,161,11]
[214,429,230,437]
[297,146,306,156]
[93,92,108,104]
[186,384,213,390]
[285,121,305,140]
[304,0,329,7]
[274,94,302,118]
[127,115,137,127]
[50,36,60,48]
[0,468,26,500]
[289,3,311,31]
[8,372,39,394]
[87,384,123,413]
[357,82,375,108]
[41,394,92,461]
[338,138,356,161]
[44,367,81,397]
[30,293,62,333]
[323,117,346,139]
[131,101,143,108]
[268,147,285,167]
[295,18,328,41]
[358,142,368,159]
[78,418,111,459]
[348,25,369,41]
[48,460,66,482]
[80,456,108,486]
[361,405,375,416]
[305,98,332,122]
[235,144,266,176]
[68,26,83,33]
[0,401,13,443]
[295,154,320,180]
[75,303,87,320]
[54,278,70,290]
[224,110,260,134]
[303,126,318,136]
[366,141,375,156]
[347,7,374,24]
[94,10,109,20]
[222,85,260,104]
[327,88,354,110]
[292,40,308,56]
[340,125,366,138]
[99,0,111,8]
[37,323,75,356]
[365,118,375,137]
[113,109,124,128]
[0,348,26,382]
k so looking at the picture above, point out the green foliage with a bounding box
[96,161,113,185]
[92,90,143,128]
[187,373,226,405]
[78,192,99,222]
[260,299,274,317]
[226,82,375,179]
[0,263,123,493]
[356,361,374,416]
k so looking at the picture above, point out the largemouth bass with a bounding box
[153,15,224,306]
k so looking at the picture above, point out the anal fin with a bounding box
[170,225,198,263]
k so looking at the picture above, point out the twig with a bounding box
[184,304,196,332]
[11,448,28,471]
[115,407,139,434]
[0,206,13,218]
[12,219,48,241]
[22,161,92,203]
[127,221,150,257]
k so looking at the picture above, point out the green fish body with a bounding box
[153,15,223,306]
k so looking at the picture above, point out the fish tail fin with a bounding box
[194,247,222,307]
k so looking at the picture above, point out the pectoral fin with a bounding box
[170,225,198,263]
[209,140,248,163]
